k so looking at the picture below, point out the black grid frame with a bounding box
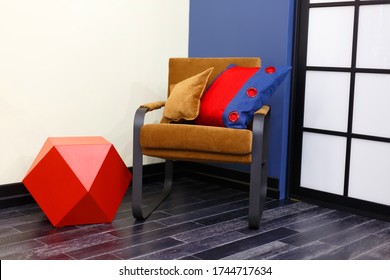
[288,0,390,220]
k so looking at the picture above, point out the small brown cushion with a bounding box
[163,67,214,122]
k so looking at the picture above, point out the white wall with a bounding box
[0,0,189,184]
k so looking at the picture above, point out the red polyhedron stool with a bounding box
[23,137,132,227]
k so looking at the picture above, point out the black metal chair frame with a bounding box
[132,106,270,229]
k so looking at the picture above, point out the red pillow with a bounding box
[195,65,291,129]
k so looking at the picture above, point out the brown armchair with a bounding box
[132,57,270,229]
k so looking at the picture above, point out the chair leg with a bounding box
[248,113,269,229]
[132,107,172,219]
[132,159,173,220]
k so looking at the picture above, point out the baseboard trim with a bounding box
[0,193,35,209]
[0,162,279,209]
[0,182,34,209]
[177,161,279,199]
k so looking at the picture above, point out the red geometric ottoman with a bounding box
[22,136,132,227]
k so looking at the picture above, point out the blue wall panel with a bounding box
[189,0,295,198]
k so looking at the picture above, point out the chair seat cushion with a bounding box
[140,123,252,155]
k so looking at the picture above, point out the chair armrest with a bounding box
[250,105,270,135]
[254,105,270,116]
[134,100,166,152]
[135,101,166,135]
[140,101,166,112]
[252,105,270,155]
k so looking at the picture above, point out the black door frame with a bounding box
[287,0,390,221]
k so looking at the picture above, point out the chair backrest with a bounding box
[167,57,261,96]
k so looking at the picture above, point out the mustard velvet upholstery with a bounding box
[141,149,252,164]
[140,106,270,163]
[133,57,269,229]
[140,101,166,112]
[167,58,261,95]
[140,57,262,163]
[163,67,214,123]
[141,124,252,154]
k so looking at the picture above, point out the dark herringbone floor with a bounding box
[1,177,390,260]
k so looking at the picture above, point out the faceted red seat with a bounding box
[23,137,132,227]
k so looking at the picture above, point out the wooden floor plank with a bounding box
[281,215,373,247]
[194,227,299,260]
[314,235,390,260]
[136,231,247,260]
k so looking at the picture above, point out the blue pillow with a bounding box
[195,65,291,129]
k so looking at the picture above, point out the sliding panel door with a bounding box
[290,0,390,216]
